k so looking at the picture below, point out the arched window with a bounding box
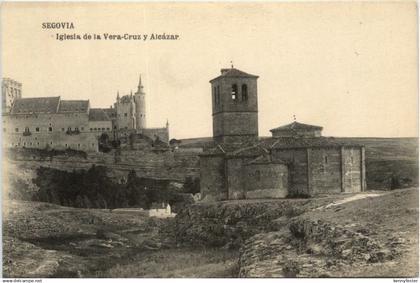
[242,84,248,101]
[231,84,238,101]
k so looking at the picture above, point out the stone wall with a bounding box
[213,112,258,143]
[3,112,99,152]
[226,157,250,200]
[244,163,289,199]
[309,148,342,195]
[271,149,309,196]
[4,132,98,152]
[199,155,227,201]
[142,127,169,143]
[342,147,363,192]
[8,147,200,182]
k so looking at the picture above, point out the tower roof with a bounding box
[270,121,323,132]
[210,67,259,83]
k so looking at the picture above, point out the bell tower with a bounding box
[210,66,259,144]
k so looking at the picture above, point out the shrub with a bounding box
[284,206,304,218]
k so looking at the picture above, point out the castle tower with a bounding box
[2,78,22,113]
[134,75,146,130]
[210,67,259,144]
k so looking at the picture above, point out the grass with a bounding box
[93,247,239,278]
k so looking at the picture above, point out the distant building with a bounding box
[200,67,366,201]
[2,76,169,152]
[148,203,175,218]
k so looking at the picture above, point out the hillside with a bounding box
[5,187,417,278]
[175,188,419,277]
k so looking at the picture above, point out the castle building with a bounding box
[2,76,169,152]
[200,67,366,201]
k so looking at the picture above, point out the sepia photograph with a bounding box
[1,1,418,279]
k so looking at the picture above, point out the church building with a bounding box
[200,67,366,201]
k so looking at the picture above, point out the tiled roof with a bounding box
[89,108,111,121]
[270,121,323,132]
[267,137,361,149]
[225,137,364,157]
[210,68,259,82]
[58,100,89,113]
[10,97,60,114]
[103,108,117,118]
[246,154,272,165]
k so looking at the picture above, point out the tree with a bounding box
[183,176,200,194]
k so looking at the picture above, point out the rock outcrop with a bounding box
[174,199,311,248]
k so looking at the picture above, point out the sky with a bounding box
[1,2,418,139]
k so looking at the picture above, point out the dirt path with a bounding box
[318,192,384,209]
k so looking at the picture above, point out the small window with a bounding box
[62,128,65,131]
[324,156,328,164]
[106,128,110,131]
[36,127,40,132]
[81,127,84,131]
[50,141,53,145]
[102,128,105,131]
[242,84,248,101]
[90,128,93,131]
[231,84,238,101]
[78,144,80,148]
[48,127,52,132]
[15,128,18,132]
[24,127,29,132]
[124,113,128,117]
[94,128,97,131]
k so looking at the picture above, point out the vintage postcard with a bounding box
[1,1,418,280]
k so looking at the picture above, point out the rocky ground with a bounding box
[3,201,236,278]
[3,188,418,278]
[238,188,419,277]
